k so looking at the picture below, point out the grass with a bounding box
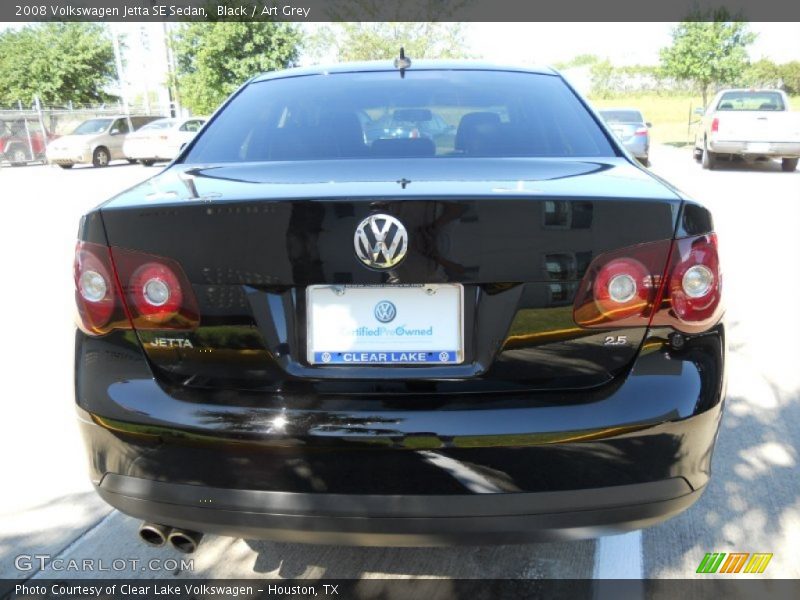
[587,93,800,147]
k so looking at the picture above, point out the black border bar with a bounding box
[3,0,800,22]
[3,579,800,600]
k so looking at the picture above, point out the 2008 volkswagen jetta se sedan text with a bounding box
[73,61,726,553]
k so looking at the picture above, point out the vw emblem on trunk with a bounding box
[374,300,397,323]
[354,214,408,269]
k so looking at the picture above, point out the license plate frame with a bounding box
[306,284,464,366]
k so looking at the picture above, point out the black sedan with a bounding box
[73,60,725,552]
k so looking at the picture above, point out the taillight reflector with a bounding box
[711,118,719,133]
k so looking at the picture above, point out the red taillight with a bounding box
[74,241,199,335]
[711,118,719,133]
[634,127,648,137]
[574,240,671,328]
[73,241,129,335]
[111,247,199,330]
[651,233,722,333]
[574,234,722,333]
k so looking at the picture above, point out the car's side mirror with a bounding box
[645,122,652,128]
[110,128,120,135]
[694,107,705,116]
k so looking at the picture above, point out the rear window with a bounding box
[140,119,177,131]
[717,92,786,111]
[73,119,112,135]
[599,110,643,123]
[184,70,616,163]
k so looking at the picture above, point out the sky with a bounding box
[2,21,799,108]
[462,22,800,66]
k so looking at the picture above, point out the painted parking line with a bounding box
[593,531,643,579]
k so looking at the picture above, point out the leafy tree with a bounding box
[0,23,116,106]
[660,11,755,107]
[778,61,800,95]
[171,22,302,115]
[553,54,601,71]
[306,22,472,63]
[743,58,782,89]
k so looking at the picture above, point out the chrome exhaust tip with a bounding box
[167,528,203,554]
[138,522,172,547]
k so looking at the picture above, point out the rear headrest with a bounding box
[718,102,733,110]
[318,111,367,157]
[758,102,777,110]
[263,111,367,160]
[455,112,501,152]
[370,138,436,158]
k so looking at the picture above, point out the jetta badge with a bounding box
[354,214,408,269]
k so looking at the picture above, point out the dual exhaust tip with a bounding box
[138,522,203,554]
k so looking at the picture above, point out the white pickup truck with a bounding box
[693,89,800,171]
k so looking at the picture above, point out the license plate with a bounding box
[306,284,464,365]
[747,143,770,153]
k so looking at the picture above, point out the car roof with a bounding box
[251,60,558,83]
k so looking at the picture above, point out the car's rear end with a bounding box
[706,90,800,167]
[123,118,177,163]
[73,64,725,548]
[597,108,650,165]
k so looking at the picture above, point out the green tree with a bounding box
[778,61,800,95]
[660,11,755,107]
[0,23,115,106]
[553,54,601,70]
[171,22,302,115]
[307,23,472,63]
[743,58,782,89]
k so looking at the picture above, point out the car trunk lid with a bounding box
[100,158,680,394]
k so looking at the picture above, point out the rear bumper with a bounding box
[708,140,800,157]
[622,137,649,159]
[76,324,726,544]
[96,473,703,545]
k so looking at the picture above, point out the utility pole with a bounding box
[162,22,181,117]
[111,24,129,115]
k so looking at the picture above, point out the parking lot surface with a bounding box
[1,149,798,580]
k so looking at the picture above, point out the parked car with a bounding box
[694,89,800,171]
[122,117,207,166]
[0,118,55,165]
[598,108,651,166]
[73,61,725,552]
[46,115,163,168]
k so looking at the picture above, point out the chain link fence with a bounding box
[0,100,175,166]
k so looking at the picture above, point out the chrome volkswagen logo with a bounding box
[374,300,397,323]
[354,214,408,269]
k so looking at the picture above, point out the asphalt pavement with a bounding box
[0,148,797,580]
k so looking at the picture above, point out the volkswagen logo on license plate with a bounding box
[374,300,397,323]
[354,214,408,269]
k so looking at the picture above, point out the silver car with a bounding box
[46,115,163,168]
[598,108,651,166]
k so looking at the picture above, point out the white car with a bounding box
[694,89,800,171]
[123,117,207,166]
